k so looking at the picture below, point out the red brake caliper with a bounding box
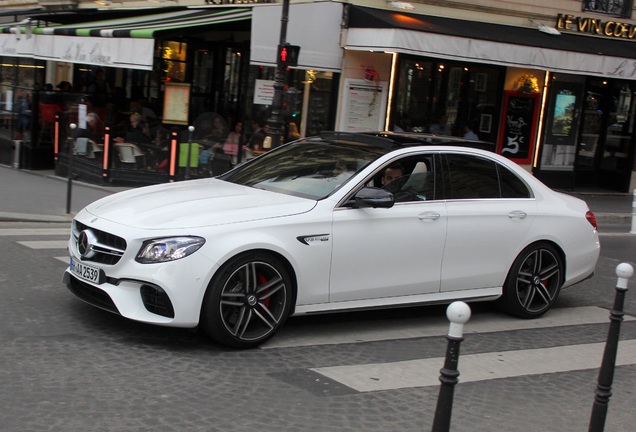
[258,274,270,308]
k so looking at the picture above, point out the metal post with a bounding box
[588,263,633,432]
[431,301,471,432]
[185,125,194,180]
[630,189,635,234]
[266,0,290,149]
[102,125,111,182]
[66,123,77,214]
[169,129,178,182]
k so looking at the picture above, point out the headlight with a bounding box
[135,237,206,264]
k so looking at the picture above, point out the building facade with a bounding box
[0,0,634,191]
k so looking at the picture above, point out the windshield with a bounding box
[221,138,389,199]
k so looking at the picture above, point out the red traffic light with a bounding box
[278,44,300,67]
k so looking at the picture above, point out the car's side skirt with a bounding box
[292,287,502,315]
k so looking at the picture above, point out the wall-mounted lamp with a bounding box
[94,0,112,6]
[387,1,415,10]
[530,20,561,36]
[538,23,561,35]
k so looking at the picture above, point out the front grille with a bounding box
[73,220,127,265]
[66,275,120,315]
[140,284,175,318]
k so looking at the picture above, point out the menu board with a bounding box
[338,79,388,132]
[163,83,191,125]
[497,91,540,164]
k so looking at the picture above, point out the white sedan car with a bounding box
[64,132,600,348]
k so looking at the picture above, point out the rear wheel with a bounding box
[498,243,564,318]
[201,252,293,349]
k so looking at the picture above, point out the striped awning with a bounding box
[0,7,252,70]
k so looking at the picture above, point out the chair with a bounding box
[38,103,62,139]
[243,147,256,162]
[115,143,146,169]
[210,153,233,176]
[75,137,89,156]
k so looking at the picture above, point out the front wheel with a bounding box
[201,252,293,349]
[498,243,564,319]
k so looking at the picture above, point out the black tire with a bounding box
[498,242,564,319]
[201,252,293,349]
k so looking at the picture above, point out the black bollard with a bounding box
[588,263,633,432]
[185,125,194,180]
[432,301,471,432]
[66,123,77,214]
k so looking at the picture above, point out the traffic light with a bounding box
[278,44,300,67]
[283,88,301,119]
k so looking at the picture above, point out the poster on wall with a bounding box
[253,79,275,106]
[162,83,191,125]
[497,91,541,164]
[338,79,388,132]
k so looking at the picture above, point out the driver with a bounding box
[381,163,405,186]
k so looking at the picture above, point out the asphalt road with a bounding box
[0,219,634,432]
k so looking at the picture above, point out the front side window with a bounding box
[375,155,438,202]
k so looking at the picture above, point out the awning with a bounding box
[345,6,636,79]
[0,7,251,70]
[250,2,344,72]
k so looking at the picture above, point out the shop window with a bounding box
[583,0,632,18]
[392,59,433,132]
[392,56,503,141]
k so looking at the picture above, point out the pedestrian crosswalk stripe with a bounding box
[264,306,635,349]
[0,228,69,236]
[311,339,636,392]
[18,240,68,249]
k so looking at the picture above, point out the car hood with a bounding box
[83,178,317,229]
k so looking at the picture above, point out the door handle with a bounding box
[418,212,441,221]
[508,210,527,219]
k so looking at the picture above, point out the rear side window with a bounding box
[499,165,531,198]
[445,154,499,199]
[444,154,531,199]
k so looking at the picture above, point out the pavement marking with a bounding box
[56,256,69,264]
[18,240,68,249]
[264,306,635,349]
[0,228,70,236]
[311,339,636,392]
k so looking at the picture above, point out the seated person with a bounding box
[381,163,405,188]
[115,112,151,145]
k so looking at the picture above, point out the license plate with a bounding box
[70,256,102,284]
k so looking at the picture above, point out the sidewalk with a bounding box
[0,164,633,226]
[0,165,131,223]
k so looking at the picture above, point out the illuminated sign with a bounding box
[556,13,636,39]
[278,44,300,67]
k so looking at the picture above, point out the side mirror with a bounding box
[354,186,395,208]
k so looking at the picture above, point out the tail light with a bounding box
[586,211,598,230]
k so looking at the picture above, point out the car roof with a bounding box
[318,131,496,152]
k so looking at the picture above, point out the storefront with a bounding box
[0,3,343,184]
[2,3,635,192]
[338,5,636,192]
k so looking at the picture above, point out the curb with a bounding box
[0,211,75,223]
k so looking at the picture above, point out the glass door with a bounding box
[598,82,636,190]
[574,79,607,185]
